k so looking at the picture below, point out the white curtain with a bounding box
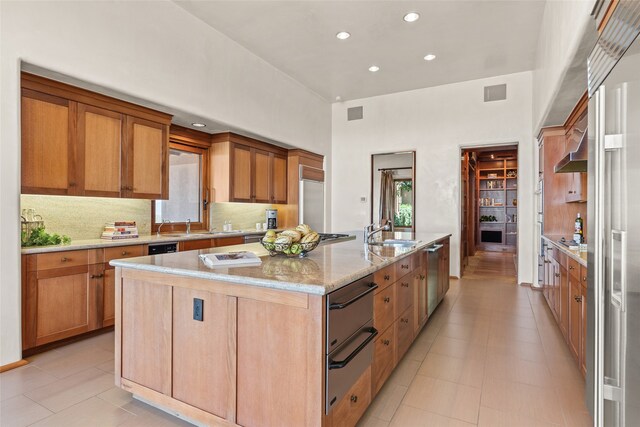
[379,171,394,230]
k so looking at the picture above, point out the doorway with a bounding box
[460,145,518,277]
[370,152,415,231]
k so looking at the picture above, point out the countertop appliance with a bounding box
[426,244,443,316]
[587,2,640,424]
[299,166,325,233]
[265,209,277,230]
[325,274,377,413]
[147,242,178,255]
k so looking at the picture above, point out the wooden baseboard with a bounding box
[0,359,29,373]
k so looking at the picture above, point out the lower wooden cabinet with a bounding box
[330,367,371,427]
[559,263,569,339]
[372,325,395,395]
[568,279,582,363]
[395,305,414,361]
[179,239,214,252]
[373,284,395,333]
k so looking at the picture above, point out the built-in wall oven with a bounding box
[325,274,378,414]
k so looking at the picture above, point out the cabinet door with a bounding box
[21,89,76,195]
[374,285,395,333]
[331,367,371,427]
[372,325,395,396]
[566,173,587,203]
[125,116,168,199]
[395,306,414,361]
[272,154,287,204]
[231,144,252,202]
[77,104,124,197]
[253,149,271,203]
[34,266,98,346]
[173,288,233,418]
[396,275,413,317]
[103,268,116,327]
[560,264,569,339]
[179,239,214,252]
[414,270,428,334]
[443,240,450,294]
[568,280,582,363]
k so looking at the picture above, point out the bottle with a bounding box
[573,213,583,244]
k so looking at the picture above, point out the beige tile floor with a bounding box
[0,252,592,427]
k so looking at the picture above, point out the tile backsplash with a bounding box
[209,202,285,231]
[20,195,151,240]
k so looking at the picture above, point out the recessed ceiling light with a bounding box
[336,31,350,40]
[192,123,206,128]
[368,65,380,72]
[335,96,342,101]
[403,12,420,22]
[424,54,436,61]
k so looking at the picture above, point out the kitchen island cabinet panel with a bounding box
[372,325,395,396]
[77,103,123,197]
[373,264,396,292]
[21,89,75,195]
[395,305,414,361]
[102,268,116,327]
[236,295,323,427]
[330,367,371,427]
[121,279,172,395]
[374,284,395,333]
[173,288,235,419]
[396,273,414,318]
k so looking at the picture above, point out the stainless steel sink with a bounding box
[368,239,419,248]
[161,233,211,238]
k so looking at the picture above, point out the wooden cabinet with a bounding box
[103,245,146,327]
[372,325,395,396]
[21,73,171,200]
[330,367,371,427]
[581,277,587,376]
[179,239,214,252]
[374,285,395,333]
[568,277,582,363]
[395,305,414,361]
[564,101,587,203]
[21,89,75,195]
[373,264,396,289]
[22,250,101,349]
[395,274,413,317]
[559,261,569,339]
[413,268,428,333]
[211,133,288,204]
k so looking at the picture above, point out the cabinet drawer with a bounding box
[372,325,395,396]
[373,264,396,293]
[331,366,371,427]
[179,239,213,252]
[36,250,88,271]
[213,236,244,247]
[395,305,414,362]
[568,258,580,281]
[395,275,413,317]
[104,245,145,265]
[374,285,395,333]
[395,256,413,278]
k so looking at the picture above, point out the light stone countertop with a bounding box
[20,230,275,255]
[542,235,588,267]
[110,231,451,295]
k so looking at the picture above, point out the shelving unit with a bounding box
[476,156,518,252]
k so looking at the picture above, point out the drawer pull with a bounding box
[350,395,358,403]
[574,295,583,303]
[384,297,390,303]
[382,339,390,346]
[121,251,129,256]
[90,274,104,279]
[401,282,409,288]
[569,266,574,270]
[583,277,587,281]
[401,264,409,269]
[555,273,560,277]
[384,274,390,281]
[401,318,409,324]
[329,283,378,310]
[329,327,378,370]
[420,274,425,280]
[61,257,69,262]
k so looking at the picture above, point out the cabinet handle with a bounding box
[401,282,409,288]
[383,297,390,303]
[568,190,575,194]
[545,260,551,264]
[61,257,69,262]
[382,339,390,346]
[121,251,129,256]
[583,276,587,281]
[401,318,409,324]
[555,273,560,277]
[384,274,390,281]
[69,182,76,187]
[90,274,104,279]
[574,295,583,303]
[401,264,409,269]
[350,395,358,403]
[569,266,574,270]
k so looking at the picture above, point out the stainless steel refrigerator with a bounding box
[299,175,325,233]
[587,2,640,424]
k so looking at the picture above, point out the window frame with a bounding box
[151,141,210,233]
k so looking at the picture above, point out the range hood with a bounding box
[554,131,588,173]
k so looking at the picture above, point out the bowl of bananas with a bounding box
[260,224,320,257]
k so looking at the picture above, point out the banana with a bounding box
[295,224,313,236]
[280,230,302,242]
[275,235,293,245]
[301,232,319,244]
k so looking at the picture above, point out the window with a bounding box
[394,179,413,229]
[153,143,208,232]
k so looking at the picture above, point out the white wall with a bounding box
[0,1,331,365]
[532,0,595,130]
[331,71,535,284]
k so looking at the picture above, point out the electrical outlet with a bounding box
[360,196,367,203]
[193,298,204,321]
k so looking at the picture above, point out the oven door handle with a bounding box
[328,327,378,370]
[328,284,378,310]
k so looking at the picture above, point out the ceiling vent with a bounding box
[484,84,507,102]
[347,106,363,121]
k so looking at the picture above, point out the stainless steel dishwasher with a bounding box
[426,244,443,316]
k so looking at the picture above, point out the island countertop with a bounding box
[110,231,451,295]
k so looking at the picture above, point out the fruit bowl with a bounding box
[260,238,319,257]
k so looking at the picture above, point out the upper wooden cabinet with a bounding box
[211,133,288,204]
[21,73,171,200]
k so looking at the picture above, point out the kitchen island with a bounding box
[111,231,451,427]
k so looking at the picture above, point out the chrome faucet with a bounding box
[157,219,171,236]
[364,221,391,244]
[186,219,191,235]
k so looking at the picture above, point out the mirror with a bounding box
[370,151,416,232]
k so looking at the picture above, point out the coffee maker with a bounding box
[265,209,278,230]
